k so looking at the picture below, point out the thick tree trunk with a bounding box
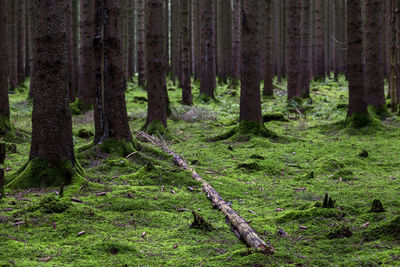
[30,0,75,165]
[346,0,367,117]
[180,0,193,105]
[390,0,397,112]
[72,0,80,97]
[66,1,75,102]
[0,0,10,134]
[314,0,325,79]
[171,0,180,83]
[364,0,385,109]
[9,0,18,90]
[79,0,96,105]
[164,0,169,75]
[240,0,262,123]
[263,0,273,96]
[94,0,132,144]
[199,0,216,99]
[298,0,311,98]
[217,0,232,83]
[137,0,146,87]
[145,0,168,130]
[286,0,301,99]
[17,0,25,85]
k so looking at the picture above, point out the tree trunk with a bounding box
[390,0,397,112]
[0,0,10,134]
[364,0,385,110]
[9,0,18,90]
[240,0,262,123]
[286,0,301,99]
[314,0,325,79]
[164,0,169,75]
[72,0,80,98]
[66,1,75,102]
[180,0,193,105]
[28,0,37,98]
[137,0,146,87]
[171,0,180,83]
[24,1,30,77]
[17,0,25,85]
[128,0,136,79]
[298,0,311,98]
[263,0,273,96]
[217,0,232,83]
[0,143,5,198]
[30,0,75,168]
[145,0,168,130]
[79,0,96,105]
[346,0,367,117]
[94,0,132,144]
[199,0,216,99]
[231,0,241,83]
[192,0,200,80]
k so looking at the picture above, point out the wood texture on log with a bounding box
[136,131,275,255]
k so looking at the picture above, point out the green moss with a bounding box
[345,112,374,128]
[69,99,93,115]
[364,216,400,241]
[368,105,391,119]
[100,138,135,157]
[39,194,71,213]
[276,207,343,223]
[236,161,261,171]
[238,120,277,138]
[6,158,84,189]
[145,120,167,136]
[199,92,213,102]
[321,158,345,172]
[262,113,288,122]
[77,128,94,139]
[0,115,11,136]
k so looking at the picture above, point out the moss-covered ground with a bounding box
[2,76,400,266]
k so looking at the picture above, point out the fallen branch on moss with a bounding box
[136,131,275,255]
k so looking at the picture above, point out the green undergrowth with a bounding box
[2,75,400,266]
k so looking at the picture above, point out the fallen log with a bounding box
[136,131,275,254]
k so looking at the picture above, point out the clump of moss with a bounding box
[0,115,12,136]
[276,207,342,223]
[77,128,94,139]
[370,199,385,213]
[327,226,353,239]
[69,99,93,115]
[322,158,345,172]
[190,211,213,231]
[336,103,348,109]
[39,194,71,213]
[364,216,400,241]
[6,158,85,189]
[6,143,17,154]
[345,112,382,129]
[262,113,288,123]
[100,138,136,157]
[250,154,265,160]
[358,149,369,158]
[333,168,354,181]
[236,161,261,172]
[368,105,391,119]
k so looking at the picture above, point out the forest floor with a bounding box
[2,76,400,266]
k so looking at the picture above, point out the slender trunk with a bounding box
[9,0,18,90]
[240,0,262,123]
[79,0,96,105]
[0,0,10,134]
[314,0,325,79]
[192,0,200,80]
[390,0,397,111]
[24,1,30,78]
[128,0,136,79]
[231,0,240,82]
[263,0,273,96]
[364,0,385,109]
[94,0,132,144]
[17,0,25,85]
[137,0,146,87]
[298,0,311,98]
[145,0,168,129]
[286,0,301,99]
[66,1,75,102]
[180,0,193,105]
[199,0,216,99]
[72,0,80,97]
[28,0,37,98]
[347,0,367,117]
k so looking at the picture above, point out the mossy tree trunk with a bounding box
[93,0,132,144]
[346,0,367,118]
[286,0,301,99]
[0,0,10,135]
[298,0,311,98]
[27,0,76,187]
[180,0,193,106]
[145,0,168,133]
[199,0,216,99]
[79,0,96,105]
[239,0,262,130]
[364,0,386,111]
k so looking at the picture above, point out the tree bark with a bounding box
[137,0,146,87]
[28,0,37,98]
[231,0,241,82]
[24,1,30,77]
[17,0,25,85]
[298,0,311,98]
[192,0,200,80]
[240,0,262,123]
[30,0,75,165]
[199,0,216,99]
[66,1,75,102]
[286,0,301,99]
[180,0,193,105]
[72,0,80,98]
[93,0,132,144]
[364,0,385,109]
[128,0,136,79]
[0,0,10,134]
[314,0,325,79]
[9,0,18,90]
[346,0,367,117]
[79,0,96,105]
[263,0,273,96]
[145,0,168,129]
[0,143,5,198]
